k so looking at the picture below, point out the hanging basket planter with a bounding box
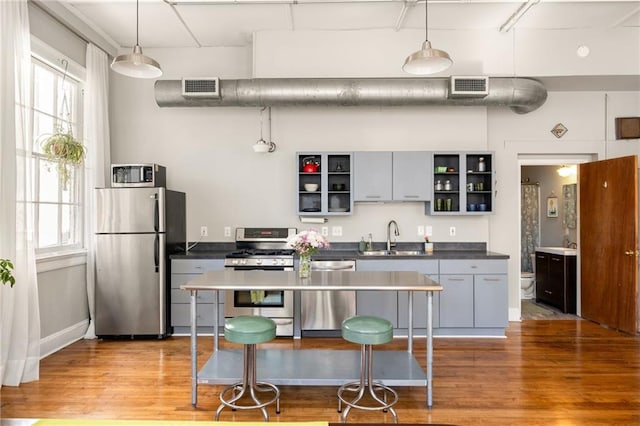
[41,130,86,188]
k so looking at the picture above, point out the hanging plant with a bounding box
[0,258,15,287]
[41,130,85,187]
[39,59,86,188]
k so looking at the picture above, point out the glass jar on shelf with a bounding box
[478,157,486,172]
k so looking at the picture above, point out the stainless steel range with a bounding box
[224,227,296,337]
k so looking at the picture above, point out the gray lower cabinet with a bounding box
[357,259,439,331]
[170,259,225,334]
[355,259,399,327]
[438,274,474,327]
[474,274,508,327]
[438,259,508,335]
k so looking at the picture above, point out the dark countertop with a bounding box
[171,242,509,260]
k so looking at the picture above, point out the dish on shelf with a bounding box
[301,208,321,212]
[304,183,319,192]
[434,166,447,173]
[329,208,349,212]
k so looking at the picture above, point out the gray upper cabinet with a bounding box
[353,151,393,201]
[354,151,431,202]
[392,151,432,201]
[429,151,494,215]
[297,152,353,215]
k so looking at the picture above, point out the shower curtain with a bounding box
[521,184,540,272]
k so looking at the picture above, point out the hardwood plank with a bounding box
[2,320,640,424]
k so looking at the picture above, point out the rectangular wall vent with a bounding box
[182,78,220,98]
[449,76,489,98]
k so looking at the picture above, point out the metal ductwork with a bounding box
[155,76,547,114]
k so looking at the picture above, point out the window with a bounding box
[30,57,84,254]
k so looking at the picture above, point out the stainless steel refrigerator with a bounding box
[95,187,186,338]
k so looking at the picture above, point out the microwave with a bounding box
[111,164,166,187]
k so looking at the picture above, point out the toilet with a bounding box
[520,254,536,299]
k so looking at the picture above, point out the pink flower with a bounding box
[286,229,330,255]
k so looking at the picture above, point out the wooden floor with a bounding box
[2,319,640,425]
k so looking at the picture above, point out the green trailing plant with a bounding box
[41,130,86,187]
[0,258,15,287]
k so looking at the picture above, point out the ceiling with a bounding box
[59,0,640,49]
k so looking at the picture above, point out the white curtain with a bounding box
[83,44,111,339]
[0,0,41,387]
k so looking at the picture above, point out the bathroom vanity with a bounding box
[535,247,577,314]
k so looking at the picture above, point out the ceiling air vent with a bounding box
[182,78,220,98]
[449,76,489,98]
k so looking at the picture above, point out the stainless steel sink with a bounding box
[359,250,424,256]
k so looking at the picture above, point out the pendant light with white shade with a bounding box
[402,0,452,75]
[111,0,162,79]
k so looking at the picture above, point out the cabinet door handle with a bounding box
[551,258,561,262]
[544,290,553,295]
[365,195,381,199]
[403,195,419,198]
[482,278,501,282]
[447,278,466,282]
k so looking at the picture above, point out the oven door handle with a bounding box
[312,265,355,271]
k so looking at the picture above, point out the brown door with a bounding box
[580,155,638,334]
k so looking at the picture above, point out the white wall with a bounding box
[111,45,492,244]
[109,31,640,324]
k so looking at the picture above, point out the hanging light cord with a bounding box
[424,0,429,42]
[136,0,140,46]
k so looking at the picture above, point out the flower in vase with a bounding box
[286,229,330,255]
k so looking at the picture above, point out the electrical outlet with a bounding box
[425,226,433,237]
[417,225,425,236]
[332,226,342,237]
[321,226,329,236]
[200,226,208,237]
[449,226,456,237]
[224,226,231,237]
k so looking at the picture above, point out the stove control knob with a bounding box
[231,259,239,265]
[256,259,262,265]
[240,259,247,265]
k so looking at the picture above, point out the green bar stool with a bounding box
[337,315,398,423]
[215,315,280,422]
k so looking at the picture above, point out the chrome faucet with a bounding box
[386,220,400,251]
[568,241,577,249]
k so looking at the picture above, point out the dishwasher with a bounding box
[301,260,356,336]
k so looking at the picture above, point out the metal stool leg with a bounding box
[215,344,280,422]
[337,344,399,423]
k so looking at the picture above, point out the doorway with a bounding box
[519,157,588,320]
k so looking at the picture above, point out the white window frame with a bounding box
[28,46,86,258]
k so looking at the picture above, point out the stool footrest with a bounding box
[337,380,399,412]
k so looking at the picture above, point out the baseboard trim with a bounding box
[40,319,89,359]
[509,307,522,322]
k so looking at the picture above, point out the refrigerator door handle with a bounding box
[153,194,159,232]
[154,234,160,273]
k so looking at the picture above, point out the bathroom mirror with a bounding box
[562,183,577,229]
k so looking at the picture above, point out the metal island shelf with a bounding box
[181,269,443,408]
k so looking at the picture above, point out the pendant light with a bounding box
[253,107,276,153]
[111,0,162,79]
[402,0,452,75]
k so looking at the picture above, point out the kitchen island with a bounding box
[181,269,442,408]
